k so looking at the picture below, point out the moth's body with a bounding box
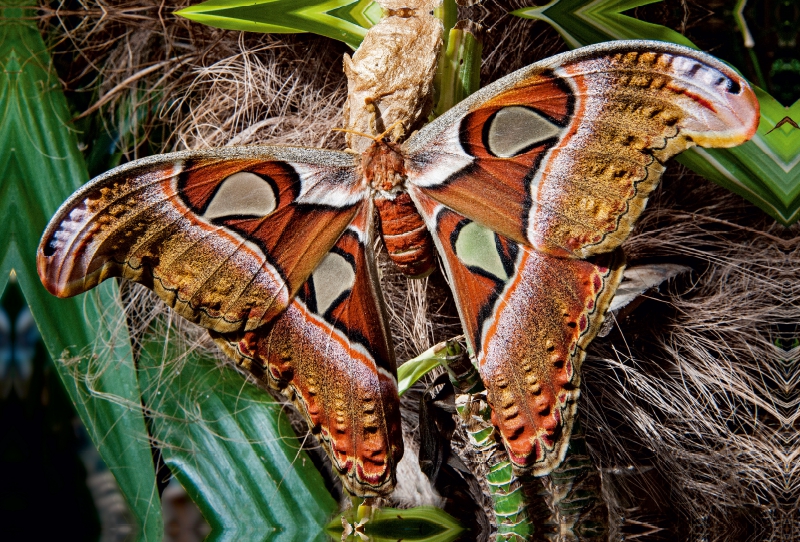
[38,42,759,497]
[363,140,437,277]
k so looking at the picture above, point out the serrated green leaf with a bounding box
[511,0,800,224]
[138,317,337,541]
[0,3,162,539]
[176,0,383,49]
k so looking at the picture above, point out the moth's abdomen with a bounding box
[375,192,435,278]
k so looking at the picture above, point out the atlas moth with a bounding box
[38,41,759,497]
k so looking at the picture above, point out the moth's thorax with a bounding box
[362,139,407,192]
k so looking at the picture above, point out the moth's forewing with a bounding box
[405,41,759,259]
[38,147,364,333]
[404,41,758,473]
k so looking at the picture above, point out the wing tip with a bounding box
[36,241,69,298]
[680,66,761,149]
[717,72,761,146]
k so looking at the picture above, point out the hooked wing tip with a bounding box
[36,235,67,298]
[719,72,761,144]
[680,66,761,149]
[36,225,94,299]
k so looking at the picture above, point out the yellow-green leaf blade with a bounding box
[176,0,383,49]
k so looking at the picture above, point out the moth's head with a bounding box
[361,139,407,192]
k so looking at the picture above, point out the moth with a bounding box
[38,41,759,497]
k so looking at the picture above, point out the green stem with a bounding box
[455,394,609,539]
[433,20,482,117]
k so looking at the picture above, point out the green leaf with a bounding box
[176,0,383,49]
[398,341,461,396]
[330,505,464,542]
[138,317,337,540]
[511,0,800,224]
[0,4,162,539]
[511,0,695,50]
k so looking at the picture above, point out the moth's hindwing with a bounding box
[412,189,624,473]
[405,41,759,259]
[212,203,403,497]
[37,147,364,332]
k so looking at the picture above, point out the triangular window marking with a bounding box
[486,106,562,158]
[454,222,509,281]
[310,252,355,316]
[204,172,278,219]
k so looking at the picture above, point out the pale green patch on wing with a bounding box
[454,222,508,281]
[204,171,278,219]
[311,251,355,315]
[487,106,562,158]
